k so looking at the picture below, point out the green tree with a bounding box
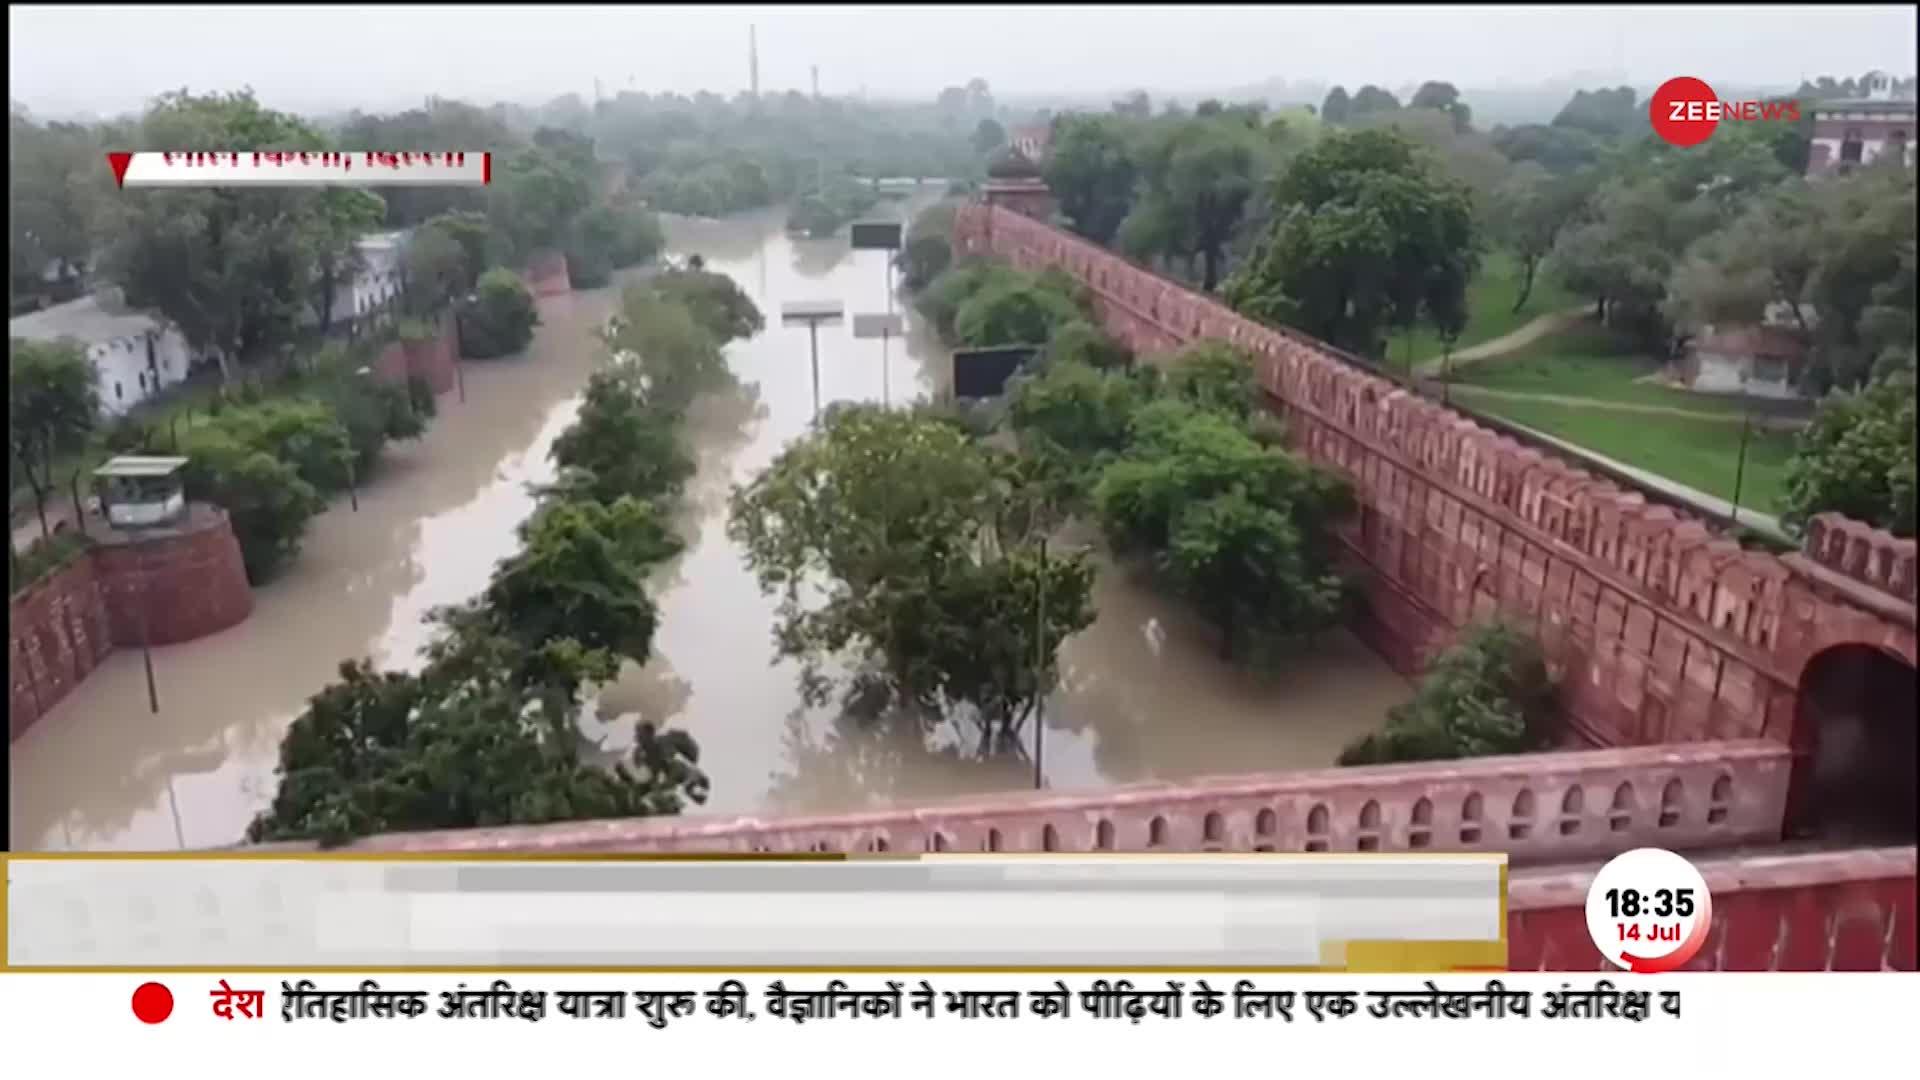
[727,404,1094,736]
[402,220,470,315]
[210,399,357,494]
[1339,621,1557,765]
[1409,80,1472,133]
[1225,129,1478,357]
[1038,319,1132,372]
[1801,166,1917,392]
[1490,163,1594,314]
[1119,117,1266,290]
[644,267,765,344]
[10,110,109,293]
[601,290,732,413]
[548,367,695,505]
[954,275,1085,347]
[178,427,327,583]
[489,149,592,262]
[1093,399,1352,659]
[971,117,1007,156]
[1008,355,1150,464]
[1552,175,1720,354]
[1551,87,1642,139]
[459,268,540,359]
[471,495,684,693]
[897,202,957,292]
[1779,371,1917,538]
[1163,341,1261,420]
[1349,85,1401,119]
[244,656,707,847]
[1044,115,1139,247]
[102,91,340,382]
[1320,86,1352,126]
[8,338,99,537]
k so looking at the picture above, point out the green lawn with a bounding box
[1453,322,1753,417]
[1449,391,1797,513]
[1393,250,1579,368]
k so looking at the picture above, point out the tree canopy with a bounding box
[1224,128,1479,358]
[727,404,1095,740]
[1339,621,1557,765]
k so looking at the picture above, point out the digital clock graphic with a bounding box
[1584,848,1714,973]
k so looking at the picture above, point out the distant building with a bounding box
[1807,70,1915,178]
[9,290,199,416]
[1676,323,1811,400]
[328,230,410,327]
[1009,123,1053,165]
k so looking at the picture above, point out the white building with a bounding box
[1808,71,1916,178]
[8,290,198,417]
[329,230,410,326]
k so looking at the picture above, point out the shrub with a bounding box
[179,428,327,584]
[459,268,540,359]
[1338,621,1558,765]
[207,399,356,495]
[953,277,1084,348]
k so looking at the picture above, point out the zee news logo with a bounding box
[1650,76,1801,148]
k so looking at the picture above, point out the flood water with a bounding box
[9,192,1410,850]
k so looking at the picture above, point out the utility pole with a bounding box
[812,65,820,100]
[1033,535,1049,791]
[749,25,760,101]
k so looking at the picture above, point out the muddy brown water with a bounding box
[9,195,1410,851]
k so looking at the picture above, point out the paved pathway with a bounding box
[1415,305,1589,376]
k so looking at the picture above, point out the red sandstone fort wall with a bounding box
[8,506,253,741]
[373,311,460,396]
[952,203,1917,754]
[8,554,114,741]
[522,252,573,299]
[91,507,253,648]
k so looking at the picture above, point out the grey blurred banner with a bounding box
[5,856,1504,969]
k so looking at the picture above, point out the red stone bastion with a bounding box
[9,503,251,740]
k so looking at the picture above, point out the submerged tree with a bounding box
[1338,621,1557,765]
[727,404,1094,740]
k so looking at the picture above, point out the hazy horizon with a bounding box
[9,4,1918,119]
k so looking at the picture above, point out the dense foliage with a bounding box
[458,268,541,359]
[1780,371,1917,538]
[249,268,762,845]
[1225,128,1479,359]
[1339,622,1558,765]
[8,339,99,537]
[728,404,1095,740]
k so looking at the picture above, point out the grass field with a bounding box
[1450,391,1797,512]
[1453,321,1756,416]
[1393,250,1579,368]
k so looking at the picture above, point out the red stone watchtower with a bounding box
[983,147,1056,222]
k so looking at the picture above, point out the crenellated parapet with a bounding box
[952,202,1917,749]
[273,741,1792,862]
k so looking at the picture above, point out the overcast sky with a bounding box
[10,4,1918,117]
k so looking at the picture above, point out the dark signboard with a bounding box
[849,221,904,251]
[952,345,1039,400]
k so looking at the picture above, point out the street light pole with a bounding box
[808,321,822,421]
[1033,534,1048,791]
[1730,395,1753,530]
